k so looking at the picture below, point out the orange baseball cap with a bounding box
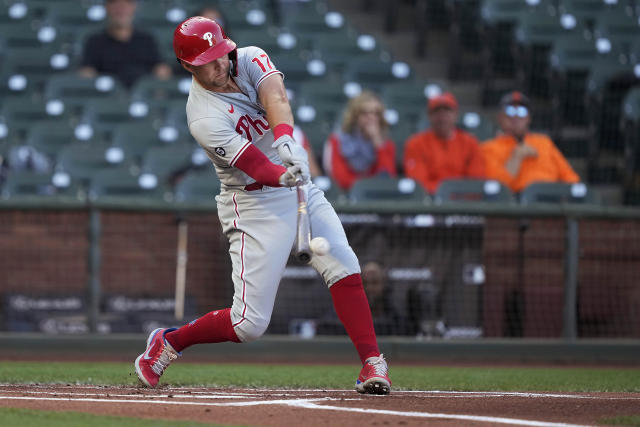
[428,92,458,112]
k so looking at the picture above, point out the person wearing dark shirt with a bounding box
[79,0,171,87]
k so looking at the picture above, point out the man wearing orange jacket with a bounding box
[481,91,579,192]
[404,92,485,194]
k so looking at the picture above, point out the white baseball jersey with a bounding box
[183,46,360,342]
[187,46,283,190]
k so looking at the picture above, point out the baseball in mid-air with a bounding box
[310,237,330,256]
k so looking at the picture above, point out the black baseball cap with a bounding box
[499,91,530,108]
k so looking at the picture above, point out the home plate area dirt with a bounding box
[1,384,639,426]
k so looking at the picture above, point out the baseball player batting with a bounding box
[134,16,391,395]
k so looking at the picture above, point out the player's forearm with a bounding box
[258,76,294,129]
[234,143,287,187]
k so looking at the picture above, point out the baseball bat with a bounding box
[174,218,188,320]
[294,181,312,263]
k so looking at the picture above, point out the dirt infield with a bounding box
[1,384,639,426]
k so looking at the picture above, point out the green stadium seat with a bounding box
[311,175,346,204]
[272,53,328,86]
[0,96,71,138]
[311,31,384,75]
[557,0,610,22]
[1,46,74,94]
[1,170,80,199]
[480,0,543,26]
[141,143,196,183]
[348,176,429,203]
[110,121,163,162]
[44,74,127,113]
[25,121,78,159]
[520,182,599,204]
[79,98,139,140]
[0,21,61,49]
[134,2,186,29]
[174,168,221,203]
[89,167,168,201]
[57,141,130,182]
[458,111,496,141]
[381,81,433,126]
[389,119,419,168]
[296,81,347,125]
[344,59,412,90]
[233,29,292,57]
[0,2,36,24]
[297,119,334,158]
[593,9,640,47]
[434,179,514,203]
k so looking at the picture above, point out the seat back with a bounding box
[435,179,515,203]
[349,176,429,203]
[520,182,599,204]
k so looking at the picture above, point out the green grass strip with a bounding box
[0,361,638,392]
[0,407,242,427]
[598,415,640,426]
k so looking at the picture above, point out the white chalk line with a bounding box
[0,394,594,427]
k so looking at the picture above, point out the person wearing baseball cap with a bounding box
[481,91,579,192]
[403,92,485,194]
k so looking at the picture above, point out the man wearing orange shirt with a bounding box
[481,91,579,192]
[404,92,485,194]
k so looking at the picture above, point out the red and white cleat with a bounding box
[134,328,179,388]
[355,353,391,395]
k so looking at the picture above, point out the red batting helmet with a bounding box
[173,16,237,68]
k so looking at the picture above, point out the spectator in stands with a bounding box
[403,92,485,194]
[196,6,230,35]
[323,91,397,190]
[482,91,579,193]
[78,0,171,88]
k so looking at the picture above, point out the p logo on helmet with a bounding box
[203,32,214,46]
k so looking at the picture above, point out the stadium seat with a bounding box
[520,182,598,204]
[311,175,346,203]
[592,9,640,49]
[458,111,496,141]
[348,176,429,203]
[557,0,608,22]
[389,119,419,167]
[434,179,514,203]
[1,170,79,199]
[79,98,139,140]
[110,121,163,162]
[381,81,432,126]
[297,119,334,158]
[89,167,168,201]
[233,29,292,58]
[0,96,71,137]
[622,88,640,124]
[174,168,221,203]
[25,121,78,159]
[141,143,196,183]
[1,46,74,94]
[131,76,192,103]
[57,141,130,182]
[344,59,412,90]
[44,74,127,113]
[134,2,186,29]
[311,31,384,75]
[0,21,61,49]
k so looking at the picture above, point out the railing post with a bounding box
[563,217,579,341]
[87,208,101,333]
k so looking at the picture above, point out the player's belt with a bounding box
[244,182,264,191]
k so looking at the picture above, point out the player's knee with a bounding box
[234,318,269,343]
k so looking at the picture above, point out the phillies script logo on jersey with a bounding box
[235,114,269,142]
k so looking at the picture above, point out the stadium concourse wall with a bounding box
[0,197,639,363]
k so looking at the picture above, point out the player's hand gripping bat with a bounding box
[294,179,312,263]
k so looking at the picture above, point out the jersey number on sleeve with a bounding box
[251,54,273,73]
